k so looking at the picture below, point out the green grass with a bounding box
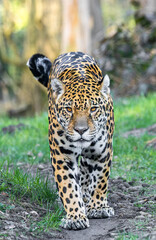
[0,113,64,231]
[0,165,63,230]
[101,0,136,33]
[0,93,156,232]
[0,167,57,205]
[116,233,138,240]
[0,112,49,164]
[111,93,156,184]
[0,202,14,212]
[114,93,156,133]
[116,232,149,240]
[112,134,156,182]
[31,209,63,232]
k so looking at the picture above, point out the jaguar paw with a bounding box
[87,206,114,219]
[60,215,89,230]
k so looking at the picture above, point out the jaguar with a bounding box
[27,51,114,230]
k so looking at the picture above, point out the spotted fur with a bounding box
[27,51,114,230]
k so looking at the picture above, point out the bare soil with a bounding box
[0,162,156,240]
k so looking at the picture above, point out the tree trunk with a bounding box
[20,0,61,113]
[61,0,104,55]
[0,0,61,114]
[90,0,104,51]
[61,0,91,54]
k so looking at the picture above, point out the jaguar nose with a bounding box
[74,127,89,135]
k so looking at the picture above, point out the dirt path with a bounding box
[0,163,156,240]
[61,218,123,240]
[61,178,156,240]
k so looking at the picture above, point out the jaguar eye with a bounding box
[66,107,72,113]
[90,106,98,112]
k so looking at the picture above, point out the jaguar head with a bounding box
[50,76,110,147]
[27,53,110,148]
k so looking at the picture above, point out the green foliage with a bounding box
[112,135,156,182]
[117,218,152,239]
[116,232,142,240]
[0,164,63,230]
[0,113,49,164]
[111,93,156,183]
[114,93,156,132]
[0,202,14,212]
[0,166,58,206]
[101,0,136,33]
[32,210,63,232]
[0,111,64,230]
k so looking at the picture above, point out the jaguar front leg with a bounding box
[84,153,114,219]
[79,157,92,205]
[51,154,89,230]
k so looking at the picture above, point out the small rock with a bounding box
[38,164,44,170]
[150,231,156,240]
[30,210,39,216]
[117,203,124,207]
[22,211,29,217]
[35,144,40,147]
[123,182,130,188]
[146,226,153,229]
[109,232,117,237]
[14,207,24,212]
[110,194,120,203]
[118,185,126,191]
[4,221,15,229]
[142,183,150,187]
[139,211,149,215]
[19,235,28,240]
[116,192,127,200]
[1,192,9,197]
[139,207,147,211]
[0,210,6,216]
[129,186,142,192]
[22,202,32,208]
[38,152,43,158]
[27,151,34,157]
[135,215,145,219]
[130,198,136,203]
[16,162,25,166]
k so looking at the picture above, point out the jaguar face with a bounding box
[51,78,109,147]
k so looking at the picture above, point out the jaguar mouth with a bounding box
[66,134,94,143]
[74,137,91,142]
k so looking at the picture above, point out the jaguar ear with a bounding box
[100,74,110,95]
[27,53,52,87]
[51,78,65,100]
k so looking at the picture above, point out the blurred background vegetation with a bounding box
[0,0,156,115]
